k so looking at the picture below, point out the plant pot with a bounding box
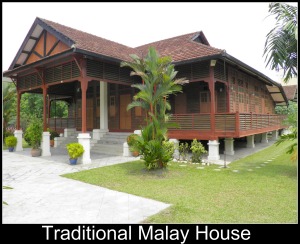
[31,148,42,157]
[8,147,14,152]
[50,140,54,147]
[132,151,139,157]
[69,158,78,165]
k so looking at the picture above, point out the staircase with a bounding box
[91,132,131,155]
[56,131,130,156]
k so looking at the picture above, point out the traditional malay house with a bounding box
[3,17,287,163]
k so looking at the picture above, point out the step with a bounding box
[91,144,123,155]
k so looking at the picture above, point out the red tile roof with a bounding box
[282,85,297,101]
[135,32,223,62]
[40,18,223,63]
[40,18,135,61]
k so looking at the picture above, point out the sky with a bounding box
[2,2,297,83]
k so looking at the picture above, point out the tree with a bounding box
[121,47,188,169]
[3,82,16,131]
[263,2,297,83]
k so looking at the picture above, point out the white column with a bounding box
[261,133,268,143]
[100,81,108,132]
[169,139,179,160]
[54,137,64,147]
[207,140,220,160]
[14,130,23,152]
[41,131,51,156]
[224,138,235,155]
[271,130,278,141]
[77,133,91,164]
[247,135,255,148]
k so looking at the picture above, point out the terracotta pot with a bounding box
[50,140,54,147]
[31,148,41,157]
[132,151,139,157]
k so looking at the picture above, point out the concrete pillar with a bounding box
[64,128,76,138]
[224,138,235,155]
[247,135,255,148]
[41,131,51,156]
[134,130,141,135]
[254,133,262,143]
[261,132,268,143]
[14,130,23,152]
[100,81,108,131]
[271,130,278,141]
[77,133,91,164]
[207,140,220,160]
[169,139,179,159]
[123,142,131,157]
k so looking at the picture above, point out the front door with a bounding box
[200,92,210,113]
[120,94,132,129]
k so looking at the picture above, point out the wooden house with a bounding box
[3,17,288,162]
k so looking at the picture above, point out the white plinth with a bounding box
[42,132,51,156]
[77,133,91,164]
[207,140,220,160]
[14,130,23,152]
[54,137,64,148]
[134,130,142,135]
[271,130,278,141]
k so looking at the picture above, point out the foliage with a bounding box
[50,100,69,118]
[127,134,139,147]
[178,142,189,161]
[190,139,207,163]
[3,186,13,205]
[24,118,43,149]
[3,82,16,130]
[66,143,85,159]
[263,3,297,83]
[3,129,14,142]
[5,136,17,148]
[120,47,188,169]
[275,128,297,162]
[47,128,60,140]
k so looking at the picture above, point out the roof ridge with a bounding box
[38,17,134,50]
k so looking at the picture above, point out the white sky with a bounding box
[2,2,297,82]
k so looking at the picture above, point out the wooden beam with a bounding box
[44,31,47,57]
[16,91,22,130]
[33,51,43,59]
[29,36,39,41]
[209,66,216,136]
[80,58,88,133]
[46,40,60,56]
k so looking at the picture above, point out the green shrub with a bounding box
[179,142,189,161]
[3,129,13,141]
[5,136,17,147]
[66,143,85,159]
[47,128,60,140]
[24,118,43,149]
[190,139,207,163]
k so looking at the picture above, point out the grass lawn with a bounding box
[63,140,297,223]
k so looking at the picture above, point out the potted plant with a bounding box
[25,118,43,157]
[127,134,139,157]
[66,143,85,165]
[47,128,59,147]
[5,136,17,152]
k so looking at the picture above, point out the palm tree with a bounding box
[121,47,188,169]
[263,2,297,83]
[121,47,188,128]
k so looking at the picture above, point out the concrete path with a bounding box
[3,151,170,223]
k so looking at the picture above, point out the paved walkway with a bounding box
[3,150,170,223]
